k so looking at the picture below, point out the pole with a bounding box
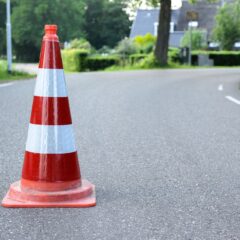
[6,0,12,73]
[188,22,192,66]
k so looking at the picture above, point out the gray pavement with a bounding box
[0,68,240,240]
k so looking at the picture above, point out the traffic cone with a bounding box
[2,25,96,208]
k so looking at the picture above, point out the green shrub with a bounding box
[137,53,159,68]
[87,56,120,71]
[130,49,180,69]
[97,46,113,54]
[68,38,92,51]
[168,48,181,64]
[61,49,89,71]
[0,59,7,71]
[192,51,240,66]
[129,54,148,65]
[134,33,156,53]
[115,38,137,56]
[181,29,207,50]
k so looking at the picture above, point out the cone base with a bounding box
[2,179,96,208]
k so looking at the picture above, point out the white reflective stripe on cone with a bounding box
[34,69,68,97]
[26,124,76,154]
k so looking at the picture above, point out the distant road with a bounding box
[0,68,240,240]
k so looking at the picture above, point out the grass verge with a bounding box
[0,60,34,82]
[105,63,201,72]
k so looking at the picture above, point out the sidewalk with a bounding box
[14,63,38,74]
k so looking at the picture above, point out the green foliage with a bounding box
[181,29,207,50]
[126,47,179,68]
[86,56,120,71]
[133,48,180,69]
[192,50,240,55]
[69,39,92,51]
[61,50,119,71]
[115,33,156,57]
[12,0,86,61]
[137,53,159,69]
[192,50,240,66]
[134,33,156,53]
[168,47,181,64]
[213,0,240,50]
[0,60,33,80]
[97,46,113,55]
[61,49,89,72]
[129,53,148,65]
[115,38,137,56]
[84,0,131,49]
[2,0,130,60]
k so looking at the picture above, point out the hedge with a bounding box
[86,56,119,71]
[129,48,181,66]
[192,51,240,66]
[61,49,88,71]
[129,54,148,65]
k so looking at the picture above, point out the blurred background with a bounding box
[1,0,240,75]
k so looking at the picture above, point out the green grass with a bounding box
[105,62,200,72]
[0,60,34,81]
[192,50,240,55]
[107,64,240,72]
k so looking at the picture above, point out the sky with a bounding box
[138,0,183,10]
[126,0,183,19]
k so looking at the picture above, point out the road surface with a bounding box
[0,68,240,240]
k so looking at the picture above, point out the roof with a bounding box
[130,2,224,39]
[176,1,221,33]
[130,9,181,39]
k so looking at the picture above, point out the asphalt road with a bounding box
[0,68,240,240]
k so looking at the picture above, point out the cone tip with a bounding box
[44,25,57,35]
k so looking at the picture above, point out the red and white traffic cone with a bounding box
[2,25,96,208]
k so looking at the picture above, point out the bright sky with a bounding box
[126,0,182,19]
[139,0,182,10]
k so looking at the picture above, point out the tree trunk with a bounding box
[154,0,172,66]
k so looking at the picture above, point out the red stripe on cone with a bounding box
[30,96,72,125]
[22,151,81,182]
[39,41,63,69]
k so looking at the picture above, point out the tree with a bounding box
[213,0,240,50]
[126,0,171,65]
[154,0,171,66]
[83,0,103,49]
[11,0,86,61]
[181,29,207,50]
[129,0,215,66]
[84,0,131,49]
